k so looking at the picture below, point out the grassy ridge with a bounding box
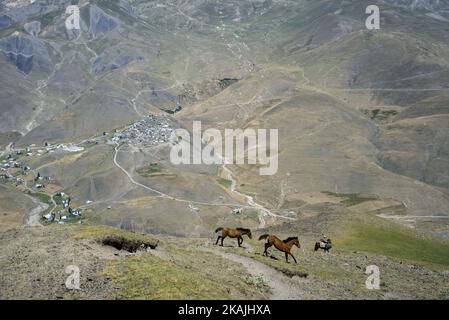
[101,253,232,300]
[335,216,449,268]
[74,225,264,299]
[74,224,158,246]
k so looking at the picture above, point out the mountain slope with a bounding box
[0,1,449,300]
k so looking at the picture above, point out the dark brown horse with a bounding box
[314,239,332,252]
[259,234,300,263]
[215,227,252,247]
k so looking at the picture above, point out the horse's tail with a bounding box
[258,234,270,241]
[314,242,320,251]
[215,227,223,233]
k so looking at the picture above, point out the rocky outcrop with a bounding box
[0,35,34,74]
[24,21,41,37]
[0,34,52,74]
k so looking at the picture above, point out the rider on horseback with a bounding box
[315,235,332,252]
[320,235,329,248]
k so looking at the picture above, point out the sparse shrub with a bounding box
[136,163,162,177]
[245,275,268,289]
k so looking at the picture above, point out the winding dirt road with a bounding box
[112,142,295,227]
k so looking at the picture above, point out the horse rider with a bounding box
[320,235,330,249]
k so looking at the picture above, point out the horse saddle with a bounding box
[320,241,331,249]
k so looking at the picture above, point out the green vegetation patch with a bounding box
[101,253,232,299]
[27,192,52,205]
[364,109,398,121]
[217,178,232,189]
[136,163,163,177]
[323,192,377,206]
[335,216,449,268]
[53,194,64,205]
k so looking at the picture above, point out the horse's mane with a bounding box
[236,228,251,233]
[283,236,298,243]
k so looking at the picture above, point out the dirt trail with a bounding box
[113,141,297,229]
[220,164,296,228]
[24,194,47,227]
[112,143,249,208]
[127,227,305,300]
[147,238,304,299]
[207,248,305,300]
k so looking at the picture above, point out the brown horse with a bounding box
[215,227,252,247]
[259,234,300,263]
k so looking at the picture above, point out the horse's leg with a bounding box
[215,236,221,245]
[263,243,271,256]
[285,252,289,263]
[220,236,225,246]
[238,237,243,247]
[289,252,297,264]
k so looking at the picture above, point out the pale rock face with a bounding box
[0,34,52,74]
[24,20,41,37]
[0,35,34,73]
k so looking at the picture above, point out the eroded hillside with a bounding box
[1,0,449,299]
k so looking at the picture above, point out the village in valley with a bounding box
[112,114,175,148]
[0,113,177,226]
[0,142,85,225]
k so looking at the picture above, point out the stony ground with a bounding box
[1,218,448,300]
[0,225,266,300]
